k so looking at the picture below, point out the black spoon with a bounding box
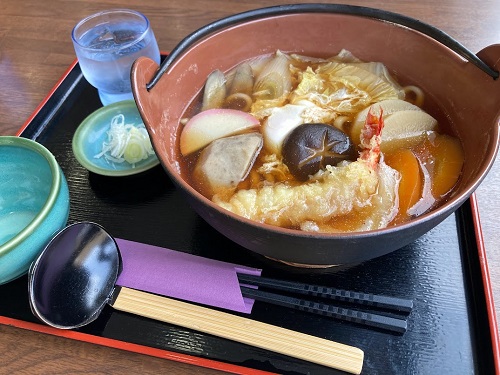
[27,222,364,374]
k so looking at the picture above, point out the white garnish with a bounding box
[94,114,154,167]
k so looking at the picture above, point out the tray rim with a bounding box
[468,193,500,374]
[3,57,500,375]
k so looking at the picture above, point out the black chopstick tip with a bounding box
[237,273,414,314]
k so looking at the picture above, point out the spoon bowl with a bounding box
[28,222,119,329]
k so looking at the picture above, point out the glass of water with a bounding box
[72,9,161,106]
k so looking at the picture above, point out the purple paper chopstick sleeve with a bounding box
[115,238,261,314]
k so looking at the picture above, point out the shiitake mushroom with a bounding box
[282,123,356,181]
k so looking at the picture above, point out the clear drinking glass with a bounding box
[72,9,160,106]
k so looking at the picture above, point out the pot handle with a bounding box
[131,57,161,131]
[477,44,500,75]
[144,4,499,90]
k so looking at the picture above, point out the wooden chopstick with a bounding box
[112,286,364,374]
[240,286,407,334]
[237,273,413,313]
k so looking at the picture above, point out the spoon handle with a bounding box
[111,286,364,374]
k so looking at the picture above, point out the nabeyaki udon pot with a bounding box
[131,4,500,266]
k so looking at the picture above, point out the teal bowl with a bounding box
[0,136,70,284]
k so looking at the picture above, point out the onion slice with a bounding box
[94,114,155,167]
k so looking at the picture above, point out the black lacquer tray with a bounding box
[1,59,499,375]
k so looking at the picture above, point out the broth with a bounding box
[178,50,464,232]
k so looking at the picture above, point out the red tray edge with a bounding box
[0,316,275,375]
[469,193,500,374]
